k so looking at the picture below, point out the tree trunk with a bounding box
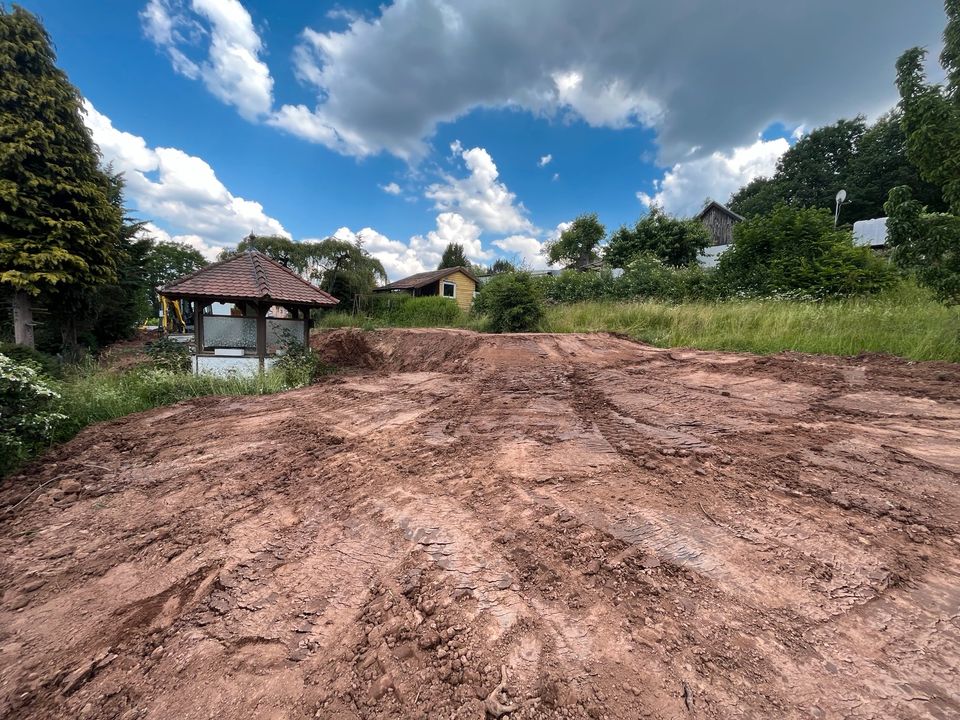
[13,290,35,348]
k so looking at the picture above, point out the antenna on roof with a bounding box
[834,189,847,227]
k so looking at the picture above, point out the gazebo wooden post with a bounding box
[256,302,268,373]
[194,300,204,371]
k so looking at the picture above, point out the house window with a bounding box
[442,281,456,298]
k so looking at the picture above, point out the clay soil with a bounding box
[2,329,959,720]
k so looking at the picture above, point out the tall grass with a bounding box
[317,296,483,330]
[541,283,960,362]
[53,367,296,439]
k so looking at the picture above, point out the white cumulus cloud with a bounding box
[638,135,791,216]
[83,100,287,259]
[538,154,552,167]
[380,182,402,196]
[141,0,273,120]
[426,145,534,234]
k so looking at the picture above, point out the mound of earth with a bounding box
[2,329,959,719]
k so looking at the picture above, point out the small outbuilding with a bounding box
[158,250,338,376]
[697,200,745,247]
[374,266,478,312]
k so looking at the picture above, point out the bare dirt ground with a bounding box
[2,329,959,720]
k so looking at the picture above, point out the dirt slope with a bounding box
[2,329,959,720]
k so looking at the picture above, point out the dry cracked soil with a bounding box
[1,328,959,720]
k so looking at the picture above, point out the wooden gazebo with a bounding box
[158,250,338,375]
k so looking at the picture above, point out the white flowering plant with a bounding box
[0,353,67,473]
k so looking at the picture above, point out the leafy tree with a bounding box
[729,177,784,219]
[490,258,516,274]
[717,205,895,297]
[886,186,960,303]
[606,206,711,268]
[438,242,469,269]
[728,115,944,223]
[546,213,605,269]
[233,233,387,308]
[0,6,123,348]
[144,239,206,316]
[476,272,545,332]
[895,0,960,213]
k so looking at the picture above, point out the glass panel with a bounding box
[203,316,257,350]
[442,282,456,297]
[267,318,305,353]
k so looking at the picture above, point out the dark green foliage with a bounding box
[273,333,330,386]
[606,207,711,268]
[438,242,469,269]
[895,1,960,214]
[232,233,386,308]
[546,213,605,269]
[0,6,122,294]
[537,259,723,305]
[145,336,190,372]
[386,296,464,326]
[717,206,895,298]
[144,238,206,315]
[728,115,944,222]
[477,272,545,332]
[490,258,516,274]
[0,341,59,376]
[885,185,960,303]
[0,351,65,474]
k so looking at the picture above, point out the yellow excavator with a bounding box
[160,295,187,334]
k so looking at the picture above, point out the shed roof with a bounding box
[374,266,478,292]
[159,250,339,306]
[697,200,745,223]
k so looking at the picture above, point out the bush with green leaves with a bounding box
[0,353,67,474]
[145,335,191,372]
[885,185,960,304]
[717,205,896,298]
[273,330,331,386]
[477,272,545,332]
[0,342,61,378]
[535,259,724,305]
[388,296,465,326]
[606,206,712,268]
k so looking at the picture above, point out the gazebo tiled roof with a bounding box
[159,251,339,307]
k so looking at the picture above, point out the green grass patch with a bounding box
[541,282,960,362]
[317,295,483,330]
[53,366,296,438]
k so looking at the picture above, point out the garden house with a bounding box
[158,250,338,376]
[373,266,478,312]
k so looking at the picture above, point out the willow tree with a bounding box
[0,6,121,347]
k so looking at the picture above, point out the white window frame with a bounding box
[441,280,457,298]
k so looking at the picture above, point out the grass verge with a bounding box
[540,283,960,362]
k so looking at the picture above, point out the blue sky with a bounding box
[23,0,944,279]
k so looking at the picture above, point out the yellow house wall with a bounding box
[439,271,476,312]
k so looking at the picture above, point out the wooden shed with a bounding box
[158,250,338,375]
[374,266,478,312]
[697,201,745,247]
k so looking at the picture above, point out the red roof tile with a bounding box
[159,251,339,307]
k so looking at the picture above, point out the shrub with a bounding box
[273,330,331,386]
[145,335,191,372]
[886,185,960,304]
[478,272,545,332]
[717,205,895,298]
[606,206,711,268]
[0,342,61,377]
[388,295,465,326]
[0,353,67,474]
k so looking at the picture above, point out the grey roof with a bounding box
[697,200,745,222]
[374,266,478,291]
